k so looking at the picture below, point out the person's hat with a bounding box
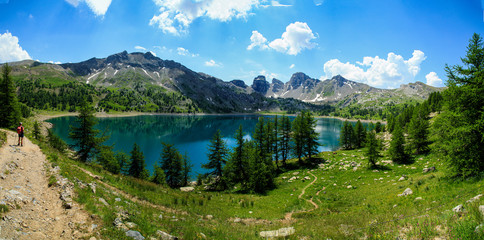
[19,122,22,125]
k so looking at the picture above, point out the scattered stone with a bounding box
[114,217,128,231]
[234,218,241,223]
[372,170,379,172]
[115,198,122,202]
[205,215,213,220]
[293,172,299,175]
[453,205,464,213]
[414,197,423,201]
[479,205,484,217]
[467,194,483,203]
[282,176,287,180]
[126,230,145,240]
[423,166,436,173]
[199,232,207,239]
[475,224,484,233]
[99,198,109,206]
[398,188,413,197]
[411,167,417,170]
[398,176,405,181]
[180,187,194,192]
[126,222,138,229]
[259,227,295,238]
[156,230,178,240]
[347,185,352,189]
[304,176,311,180]
[289,176,297,181]
[89,237,96,240]
[88,182,96,193]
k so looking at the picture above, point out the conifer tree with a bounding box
[339,121,353,150]
[152,164,166,185]
[225,125,248,187]
[69,100,105,162]
[182,152,192,187]
[160,143,183,188]
[128,143,149,180]
[365,131,381,168]
[253,117,265,154]
[245,141,274,193]
[0,63,21,128]
[408,107,429,155]
[292,113,305,163]
[273,115,279,169]
[389,121,409,164]
[432,33,484,177]
[32,121,41,140]
[279,115,291,167]
[353,120,366,149]
[302,111,320,160]
[203,130,229,190]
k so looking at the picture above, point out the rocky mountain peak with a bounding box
[230,79,248,89]
[252,75,270,94]
[288,72,320,90]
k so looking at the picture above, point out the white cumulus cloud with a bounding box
[135,46,147,51]
[322,50,427,88]
[289,64,295,69]
[205,59,222,67]
[248,22,317,55]
[425,72,443,87]
[177,47,198,57]
[150,0,261,35]
[0,32,31,63]
[65,0,111,16]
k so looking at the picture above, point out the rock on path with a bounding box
[0,130,93,239]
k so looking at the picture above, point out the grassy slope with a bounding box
[24,114,484,239]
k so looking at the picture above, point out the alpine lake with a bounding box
[47,115,367,178]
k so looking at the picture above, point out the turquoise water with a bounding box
[47,115,354,177]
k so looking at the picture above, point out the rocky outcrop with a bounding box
[251,75,270,94]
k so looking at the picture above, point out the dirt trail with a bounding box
[284,171,319,221]
[0,130,93,240]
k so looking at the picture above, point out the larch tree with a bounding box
[0,63,21,129]
[203,130,229,190]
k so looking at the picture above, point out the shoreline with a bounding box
[37,111,385,124]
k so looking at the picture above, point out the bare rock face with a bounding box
[251,75,270,94]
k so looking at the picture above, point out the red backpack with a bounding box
[17,126,24,134]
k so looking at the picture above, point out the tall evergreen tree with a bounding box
[432,33,484,177]
[389,121,409,164]
[128,143,149,180]
[182,152,192,187]
[0,63,21,128]
[160,143,184,188]
[408,107,430,155]
[353,120,366,149]
[253,117,265,154]
[225,125,248,187]
[273,116,279,169]
[245,141,274,193]
[203,130,229,190]
[279,115,291,167]
[365,131,381,168]
[302,111,320,160]
[292,112,305,163]
[339,121,353,150]
[32,121,41,140]
[69,100,105,162]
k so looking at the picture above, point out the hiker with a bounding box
[17,122,24,146]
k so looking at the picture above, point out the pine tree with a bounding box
[408,107,429,155]
[128,143,149,180]
[302,111,320,160]
[152,164,166,185]
[353,120,366,149]
[160,143,183,188]
[375,122,382,133]
[0,63,21,129]
[32,121,41,140]
[97,145,120,174]
[365,131,381,168]
[203,130,229,190]
[253,117,265,154]
[273,116,279,169]
[245,141,274,193]
[182,152,192,187]
[279,115,291,167]
[339,121,353,150]
[432,33,484,177]
[292,113,305,163]
[225,125,248,187]
[69,100,105,162]
[389,121,409,164]
[115,151,130,175]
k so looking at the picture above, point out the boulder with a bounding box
[99,198,109,206]
[423,166,436,173]
[156,230,178,240]
[259,227,295,238]
[453,204,464,213]
[398,176,405,181]
[126,230,145,240]
[180,187,194,192]
[467,194,483,203]
[398,188,413,197]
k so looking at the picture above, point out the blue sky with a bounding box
[0,0,483,88]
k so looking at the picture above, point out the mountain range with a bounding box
[6,51,443,113]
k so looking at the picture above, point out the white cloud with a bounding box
[150,0,261,35]
[322,50,427,88]
[205,59,222,67]
[135,46,147,51]
[260,69,279,80]
[247,31,268,50]
[177,47,198,57]
[271,1,291,7]
[425,72,443,87]
[0,32,31,63]
[248,22,317,55]
[64,0,111,16]
[313,0,324,6]
[289,64,295,69]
